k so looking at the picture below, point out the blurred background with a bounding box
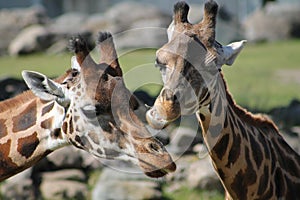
[0,0,299,199]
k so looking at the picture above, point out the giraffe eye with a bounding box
[72,69,79,77]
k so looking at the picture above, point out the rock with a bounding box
[83,14,113,35]
[169,126,202,155]
[84,2,172,49]
[0,77,28,100]
[243,2,300,42]
[0,6,49,55]
[8,25,53,55]
[116,24,168,49]
[40,179,88,200]
[269,99,300,128]
[105,2,170,32]
[92,167,162,200]
[41,169,86,182]
[49,12,88,35]
[278,127,300,154]
[46,38,68,54]
[0,168,35,200]
[187,157,223,192]
[44,146,102,170]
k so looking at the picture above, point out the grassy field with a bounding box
[0,40,299,111]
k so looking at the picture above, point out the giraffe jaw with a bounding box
[89,144,176,178]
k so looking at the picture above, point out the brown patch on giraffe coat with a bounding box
[0,119,8,139]
[244,147,257,185]
[212,134,229,160]
[69,116,74,134]
[53,128,62,139]
[41,117,54,129]
[41,102,54,116]
[257,166,269,196]
[231,170,247,199]
[17,132,39,158]
[260,182,274,199]
[74,116,80,122]
[225,134,241,167]
[62,122,68,134]
[249,136,263,169]
[13,101,37,132]
[274,168,285,197]
[88,131,100,145]
[0,139,18,181]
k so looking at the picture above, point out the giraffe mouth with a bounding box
[144,162,176,178]
[146,107,170,129]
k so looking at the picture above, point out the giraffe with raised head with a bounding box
[0,32,176,181]
[146,1,300,199]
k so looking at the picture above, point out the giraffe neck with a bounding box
[197,72,300,199]
[0,91,69,181]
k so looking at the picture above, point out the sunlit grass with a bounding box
[0,40,299,111]
[223,39,300,111]
[162,186,223,200]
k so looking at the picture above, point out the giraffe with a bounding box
[0,32,176,182]
[146,1,300,199]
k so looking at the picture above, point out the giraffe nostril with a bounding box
[149,142,162,153]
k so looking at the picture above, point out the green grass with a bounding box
[223,39,300,111]
[162,186,223,200]
[0,40,299,111]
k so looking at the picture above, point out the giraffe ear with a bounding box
[216,40,247,67]
[167,20,175,41]
[22,70,70,105]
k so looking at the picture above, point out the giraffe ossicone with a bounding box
[0,32,176,181]
[147,0,300,199]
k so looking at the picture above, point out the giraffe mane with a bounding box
[220,72,279,132]
[0,91,36,113]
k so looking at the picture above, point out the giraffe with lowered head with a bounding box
[146,1,300,199]
[0,32,176,181]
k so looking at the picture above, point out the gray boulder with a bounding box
[84,1,172,49]
[41,179,88,200]
[49,12,88,35]
[244,2,300,42]
[169,126,202,155]
[269,99,300,128]
[45,146,103,170]
[92,167,162,200]
[187,157,223,192]
[0,6,49,55]
[0,169,34,200]
[0,77,27,100]
[8,25,53,55]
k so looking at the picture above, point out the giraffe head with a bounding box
[22,32,176,178]
[146,0,246,129]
